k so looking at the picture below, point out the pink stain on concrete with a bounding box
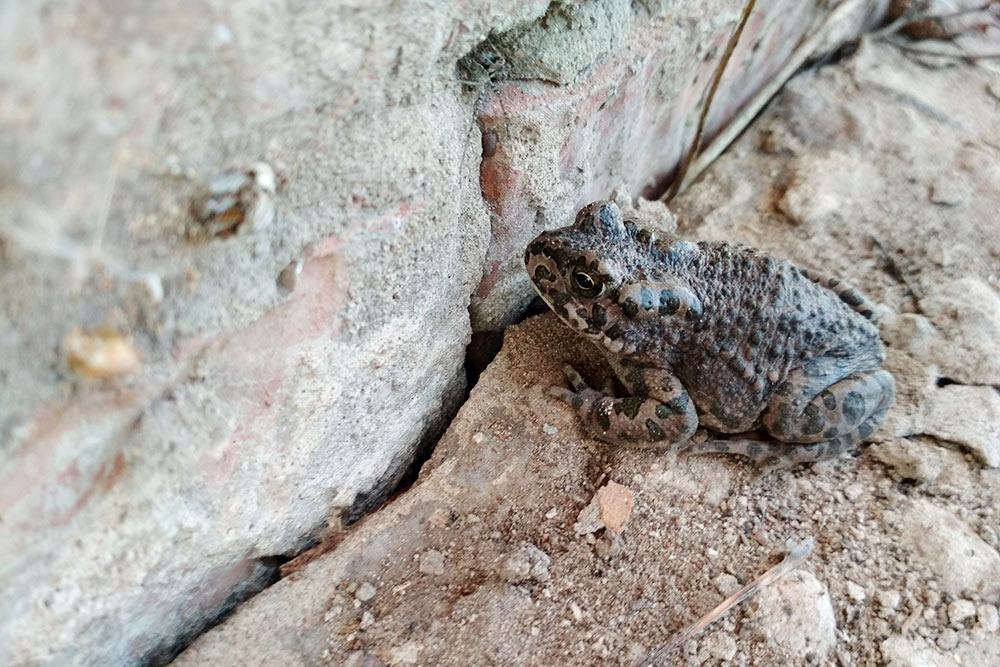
[0,392,139,530]
[4,199,423,522]
[475,260,503,299]
[195,247,347,484]
[194,199,419,485]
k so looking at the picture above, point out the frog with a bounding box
[524,199,895,472]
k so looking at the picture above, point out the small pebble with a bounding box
[594,534,618,559]
[948,599,977,627]
[843,483,863,501]
[978,604,999,632]
[542,423,558,435]
[419,549,446,576]
[876,590,901,616]
[929,174,972,207]
[713,573,740,597]
[846,581,867,603]
[356,582,376,602]
[570,602,583,622]
[936,628,959,651]
[501,542,551,584]
[277,259,302,290]
[359,611,375,630]
[701,631,738,661]
[596,481,635,535]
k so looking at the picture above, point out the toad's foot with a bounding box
[686,424,872,476]
[762,366,896,447]
[548,365,697,448]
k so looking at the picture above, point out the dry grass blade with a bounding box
[662,0,756,203]
[665,0,870,201]
[884,38,1000,59]
[636,537,815,667]
[871,0,935,38]
[875,1,999,39]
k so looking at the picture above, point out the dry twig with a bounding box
[662,0,756,203]
[663,0,872,201]
[637,537,815,667]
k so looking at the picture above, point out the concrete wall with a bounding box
[0,1,883,664]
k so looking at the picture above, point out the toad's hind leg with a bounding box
[686,420,876,474]
[686,366,895,473]
[761,366,895,446]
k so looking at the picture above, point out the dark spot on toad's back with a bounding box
[659,289,680,315]
[803,404,826,435]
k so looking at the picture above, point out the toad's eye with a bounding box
[571,267,603,297]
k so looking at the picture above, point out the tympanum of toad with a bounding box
[524,200,895,471]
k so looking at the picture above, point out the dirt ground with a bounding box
[175,39,1000,667]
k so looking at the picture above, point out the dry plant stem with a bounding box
[662,0,756,203]
[874,2,999,40]
[670,0,870,199]
[637,537,816,667]
[871,0,935,38]
[886,37,1000,59]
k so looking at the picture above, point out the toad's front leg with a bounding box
[549,365,698,448]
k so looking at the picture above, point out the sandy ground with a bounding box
[175,39,1000,667]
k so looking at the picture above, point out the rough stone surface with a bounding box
[418,550,446,577]
[1,2,493,663]
[751,570,838,659]
[881,635,959,667]
[919,385,1000,467]
[701,630,739,661]
[868,437,952,483]
[896,499,1000,602]
[979,604,1000,633]
[0,2,884,664]
[948,599,977,628]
